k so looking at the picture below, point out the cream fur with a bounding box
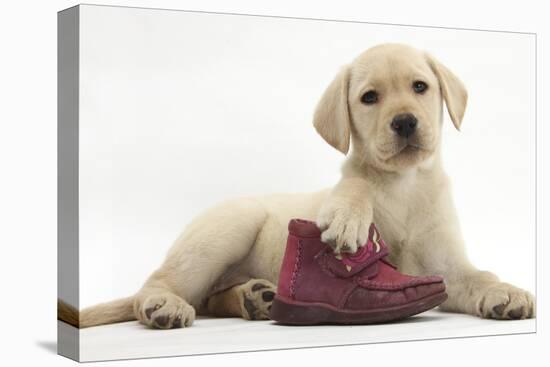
[66,43,534,329]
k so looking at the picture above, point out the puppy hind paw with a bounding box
[239,279,276,320]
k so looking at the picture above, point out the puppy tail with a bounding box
[58,296,136,328]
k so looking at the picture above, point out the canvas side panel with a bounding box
[57,5,80,362]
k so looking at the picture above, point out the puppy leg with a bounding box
[206,279,276,320]
[318,176,373,253]
[410,221,535,320]
[134,198,268,328]
[442,271,535,320]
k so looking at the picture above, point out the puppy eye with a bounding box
[361,90,378,104]
[412,81,428,94]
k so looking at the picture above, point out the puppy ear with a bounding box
[313,66,352,154]
[426,54,468,130]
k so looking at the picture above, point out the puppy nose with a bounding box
[391,113,417,138]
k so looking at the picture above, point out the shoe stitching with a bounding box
[289,239,303,298]
[357,277,442,290]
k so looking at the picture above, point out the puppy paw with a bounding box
[136,293,195,329]
[238,279,276,320]
[477,283,535,320]
[317,201,373,254]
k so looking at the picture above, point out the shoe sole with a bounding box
[269,291,448,325]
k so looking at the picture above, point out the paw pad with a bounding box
[145,303,162,320]
[492,303,507,317]
[262,291,275,302]
[251,283,270,292]
[241,280,277,320]
[153,315,169,328]
[508,307,524,320]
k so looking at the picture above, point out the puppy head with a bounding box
[313,44,467,171]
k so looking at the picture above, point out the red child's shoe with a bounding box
[269,219,447,325]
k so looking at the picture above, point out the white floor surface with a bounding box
[59,310,536,362]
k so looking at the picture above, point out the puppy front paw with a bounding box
[477,283,535,320]
[317,201,373,254]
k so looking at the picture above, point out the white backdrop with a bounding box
[78,5,535,308]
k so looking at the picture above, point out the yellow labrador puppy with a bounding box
[61,43,534,329]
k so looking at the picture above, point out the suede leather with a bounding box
[276,233,300,299]
[316,225,389,278]
[277,219,446,311]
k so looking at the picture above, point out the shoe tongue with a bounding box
[318,223,389,278]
